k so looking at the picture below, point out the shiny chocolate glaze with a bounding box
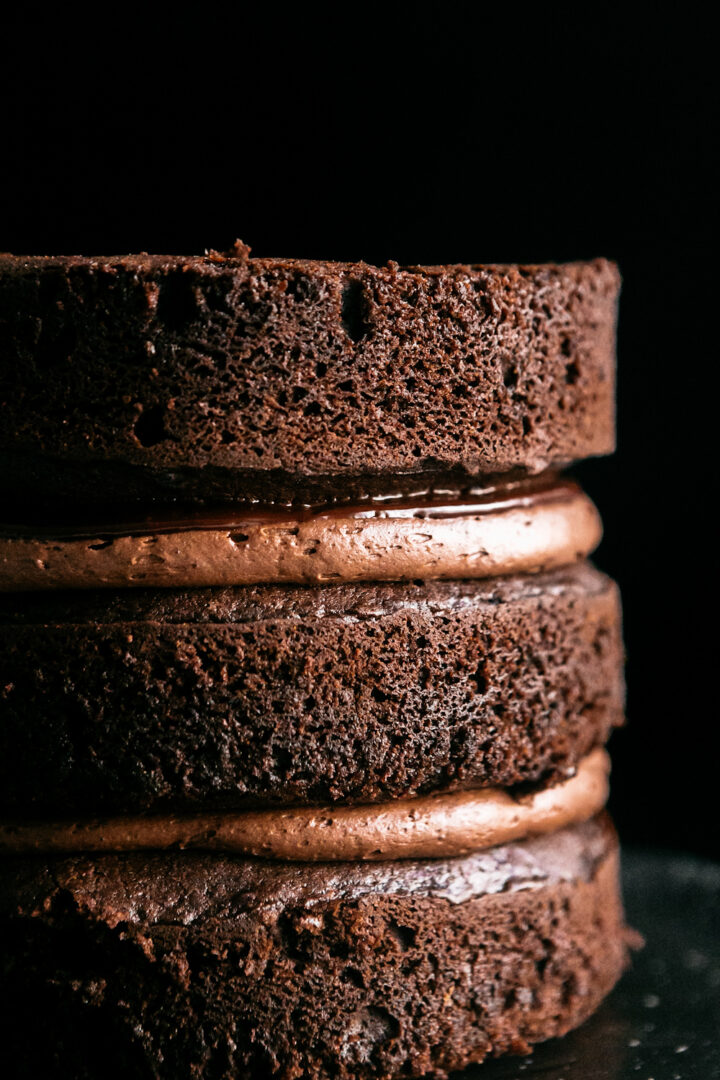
[0,473,572,541]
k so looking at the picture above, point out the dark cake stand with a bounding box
[461,849,720,1080]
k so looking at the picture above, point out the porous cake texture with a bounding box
[0,565,623,817]
[0,818,629,1080]
[0,250,629,1079]
[0,252,617,504]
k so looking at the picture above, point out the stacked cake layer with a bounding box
[0,250,631,1079]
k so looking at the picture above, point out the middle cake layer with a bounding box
[0,563,624,817]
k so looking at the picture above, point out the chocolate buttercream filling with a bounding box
[0,749,609,861]
[0,476,601,590]
[0,819,617,914]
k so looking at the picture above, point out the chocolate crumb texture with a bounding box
[0,564,624,817]
[0,817,631,1080]
[0,254,619,504]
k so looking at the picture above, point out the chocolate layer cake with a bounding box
[0,249,630,1079]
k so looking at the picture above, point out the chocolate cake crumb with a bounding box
[0,817,631,1080]
[0,563,624,816]
[0,254,619,503]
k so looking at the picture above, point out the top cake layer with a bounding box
[0,249,618,505]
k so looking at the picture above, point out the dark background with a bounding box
[1,10,716,857]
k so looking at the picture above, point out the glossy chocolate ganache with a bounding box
[0,474,601,590]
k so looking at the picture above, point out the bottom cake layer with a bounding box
[0,815,632,1080]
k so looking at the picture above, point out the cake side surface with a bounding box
[0,816,630,1080]
[0,564,624,815]
[0,254,618,502]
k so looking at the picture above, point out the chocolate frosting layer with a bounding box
[0,479,600,591]
[3,816,616,918]
[0,559,617,624]
[0,749,609,861]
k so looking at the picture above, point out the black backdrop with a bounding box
[2,9,716,857]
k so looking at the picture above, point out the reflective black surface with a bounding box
[459,850,720,1079]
